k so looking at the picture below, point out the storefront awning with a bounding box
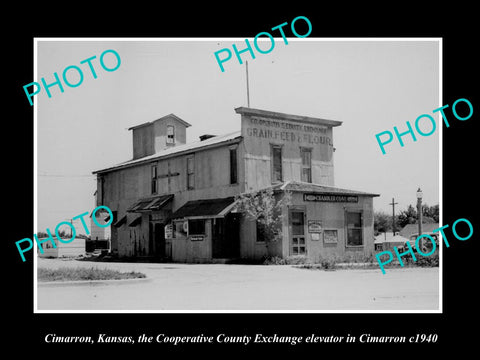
[171,197,236,219]
[128,216,142,227]
[127,194,173,213]
[113,215,127,228]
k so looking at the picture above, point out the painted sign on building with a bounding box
[303,193,359,203]
[245,116,332,146]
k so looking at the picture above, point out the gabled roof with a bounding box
[399,223,440,238]
[127,113,192,130]
[93,131,242,174]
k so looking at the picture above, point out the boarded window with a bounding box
[271,145,283,183]
[346,211,363,246]
[230,147,238,184]
[187,155,195,190]
[166,125,175,144]
[151,165,157,194]
[300,148,312,183]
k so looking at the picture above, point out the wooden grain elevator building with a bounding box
[92,107,379,263]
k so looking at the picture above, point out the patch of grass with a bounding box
[37,267,146,282]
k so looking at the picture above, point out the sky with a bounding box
[36,39,440,234]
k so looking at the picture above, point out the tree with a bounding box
[397,203,439,229]
[374,211,392,235]
[397,204,418,229]
[423,204,439,222]
[234,188,292,251]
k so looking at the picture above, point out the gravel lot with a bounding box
[36,257,439,311]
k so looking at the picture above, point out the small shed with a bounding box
[37,237,86,258]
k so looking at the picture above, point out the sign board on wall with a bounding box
[323,229,338,244]
[307,220,322,233]
[164,224,173,239]
[311,233,321,241]
[190,235,204,241]
[245,116,332,146]
[303,193,359,203]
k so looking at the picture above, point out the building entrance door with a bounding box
[212,214,240,258]
[289,210,306,255]
[154,222,166,258]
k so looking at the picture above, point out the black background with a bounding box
[6,4,478,356]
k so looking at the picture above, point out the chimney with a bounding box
[199,134,216,141]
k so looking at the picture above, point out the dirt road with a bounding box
[36,258,439,311]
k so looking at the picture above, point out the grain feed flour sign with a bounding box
[245,116,332,146]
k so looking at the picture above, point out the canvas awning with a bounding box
[171,197,236,219]
[127,194,173,213]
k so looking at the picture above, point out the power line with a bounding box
[38,173,95,178]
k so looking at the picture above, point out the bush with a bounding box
[285,255,309,265]
[415,253,439,267]
[319,257,337,270]
[294,257,337,271]
[263,255,309,265]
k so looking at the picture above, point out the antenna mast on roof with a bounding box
[246,61,250,108]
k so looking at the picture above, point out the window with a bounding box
[188,219,205,235]
[346,211,363,246]
[229,147,238,184]
[271,145,283,183]
[187,155,195,190]
[291,211,305,236]
[151,165,157,194]
[175,220,187,237]
[300,148,312,183]
[166,125,175,144]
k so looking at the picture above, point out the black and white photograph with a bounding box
[34,38,441,312]
[6,6,478,355]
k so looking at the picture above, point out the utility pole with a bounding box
[64,218,74,238]
[389,198,398,234]
[417,188,423,236]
